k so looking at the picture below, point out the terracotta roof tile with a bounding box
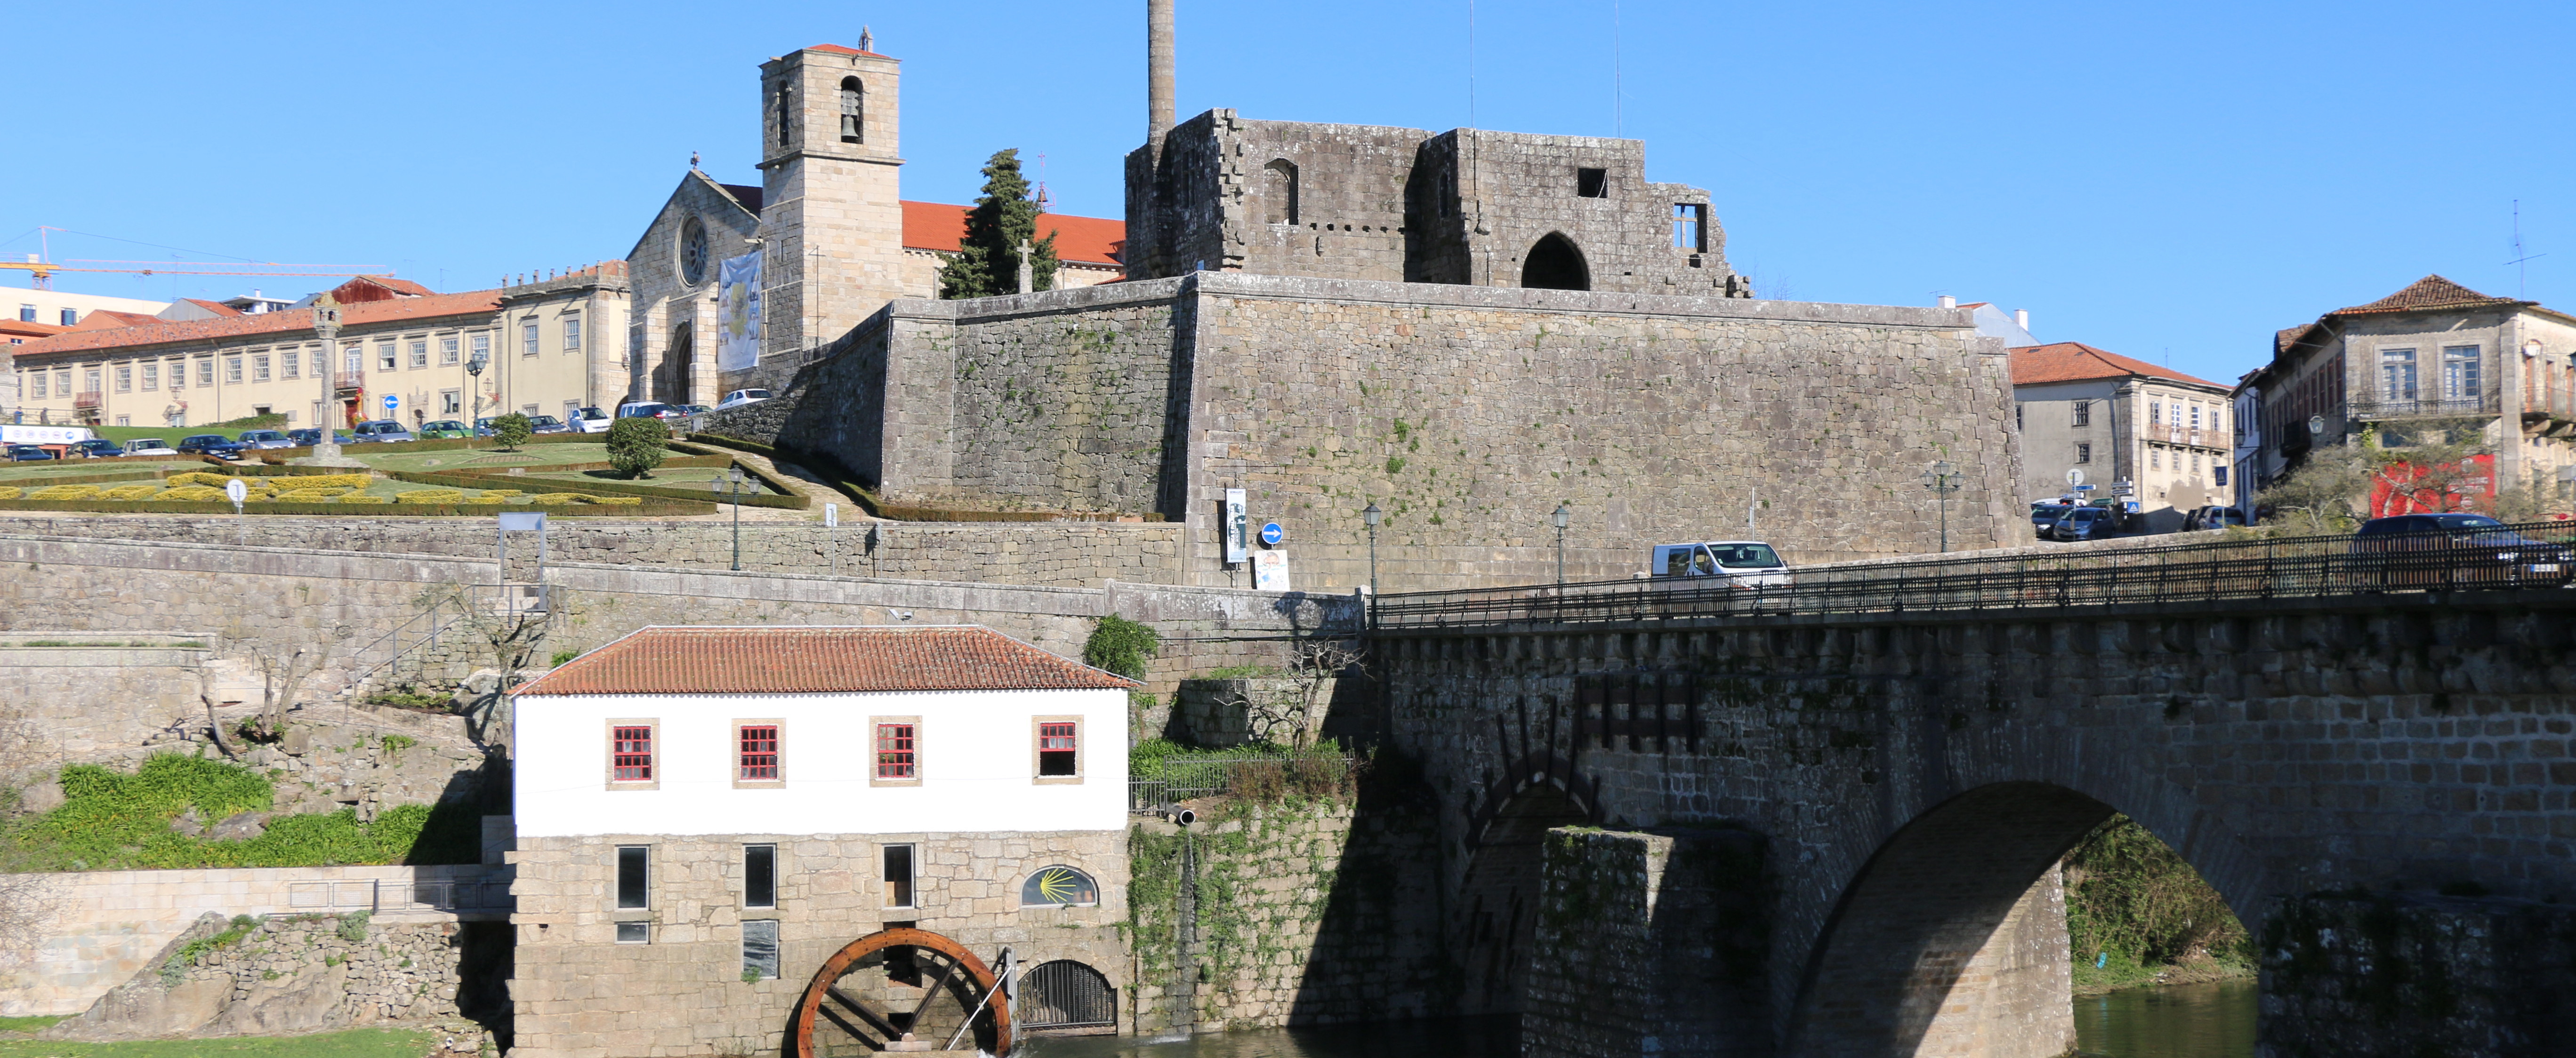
[515,625,1139,696]
[8,289,503,359]
[180,298,243,316]
[0,319,69,338]
[69,310,161,331]
[900,201,1125,267]
[2331,274,2526,317]
[2008,341,2226,389]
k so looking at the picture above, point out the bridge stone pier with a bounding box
[1372,589,2576,1058]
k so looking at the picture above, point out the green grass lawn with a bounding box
[0,1026,430,1057]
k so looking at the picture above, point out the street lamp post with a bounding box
[1361,502,1383,597]
[465,349,488,432]
[713,466,748,570]
[1921,460,1963,553]
[1551,503,1571,586]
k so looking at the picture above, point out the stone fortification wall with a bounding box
[2260,891,2576,1058]
[5,864,507,1018]
[0,515,1187,588]
[507,830,1125,1058]
[1126,796,1446,1036]
[748,273,2016,592]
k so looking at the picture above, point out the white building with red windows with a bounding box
[505,625,1136,1058]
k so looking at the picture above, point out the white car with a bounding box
[571,407,614,433]
[1648,540,1792,588]
[715,388,772,411]
[125,438,179,457]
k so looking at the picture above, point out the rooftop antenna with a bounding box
[1611,0,1623,136]
[2506,199,2545,299]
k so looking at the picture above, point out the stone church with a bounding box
[622,37,1123,409]
[706,19,2024,587]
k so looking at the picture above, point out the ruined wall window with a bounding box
[839,78,864,143]
[883,844,916,908]
[1673,204,1707,252]
[741,919,779,978]
[616,846,650,909]
[744,844,777,908]
[2071,401,2091,427]
[1577,167,1608,198]
[2013,403,2023,431]
[1263,160,1299,225]
[2076,442,2093,465]
[738,723,781,782]
[611,724,655,783]
[1521,233,1591,291]
[874,720,919,783]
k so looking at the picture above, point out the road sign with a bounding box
[382,394,398,410]
[1259,521,1283,547]
[2308,414,2326,436]
[224,479,246,513]
[824,503,838,529]
[2111,481,2134,495]
[2066,468,2085,487]
[2074,484,2096,491]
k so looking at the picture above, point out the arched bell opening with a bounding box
[793,927,1009,1058]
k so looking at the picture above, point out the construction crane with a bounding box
[4,256,394,290]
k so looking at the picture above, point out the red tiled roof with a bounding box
[9,289,503,358]
[331,275,435,302]
[2008,341,2226,389]
[2332,274,2526,317]
[70,310,160,331]
[180,298,243,317]
[900,201,1126,267]
[805,43,893,59]
[0,319,68,339]
[515,625,1138,696]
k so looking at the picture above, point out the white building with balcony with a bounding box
[2009,341,2235,532]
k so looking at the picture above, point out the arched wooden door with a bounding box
[793,927,1011,1057]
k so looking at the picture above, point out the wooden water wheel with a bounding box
[793,928,1011,1056]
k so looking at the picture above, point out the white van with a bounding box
[1648,540,1792,588]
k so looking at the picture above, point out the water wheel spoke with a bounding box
[824,985,902,1040]
[910,957,959,1023]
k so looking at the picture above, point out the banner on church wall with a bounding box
[717,250,762,373]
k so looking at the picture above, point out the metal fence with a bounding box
[1369,520,2576,630]
[283,876,513,914]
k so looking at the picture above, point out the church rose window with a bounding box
[679,217,710,286]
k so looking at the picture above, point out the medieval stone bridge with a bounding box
[1367,584,2576,1058]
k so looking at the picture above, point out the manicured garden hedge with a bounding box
[0,497,715,516]
[384,467,811,510]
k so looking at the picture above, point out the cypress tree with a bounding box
[936,148,1060,298]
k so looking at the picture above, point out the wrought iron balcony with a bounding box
[333,370,364,393]
[2143,423,2219,447]
[72,391,100,409]
[2348,393,2500,420]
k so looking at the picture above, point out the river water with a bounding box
[1019,979,2255,1058]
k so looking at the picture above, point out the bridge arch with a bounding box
[1457,748,1602,1014]
[1786,781,2260,1058]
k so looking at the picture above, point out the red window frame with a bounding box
[611,725,654,782]
[739,724,780,781]
[1037,720,1079,777]
[1038,722,1077,752]
[875,723,917,780]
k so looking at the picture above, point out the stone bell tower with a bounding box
[757,35,906,357]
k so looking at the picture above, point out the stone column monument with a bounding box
[291,294,367,467]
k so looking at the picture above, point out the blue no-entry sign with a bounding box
[1259,521,1284,547]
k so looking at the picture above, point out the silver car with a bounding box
[349,420,414,444]
[236,429,295,450]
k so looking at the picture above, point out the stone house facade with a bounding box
[2009,341,2233,531]
[506,625,1136,1058]
[2238,275,2576,513]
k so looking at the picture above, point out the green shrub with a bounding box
[2065,814,2253,975]
[491,413,534,449]
[606,416,670,478]
[2,754,477,871]
[550,649,579,666]
[1084,615,1159,680]
[338,910,371,943]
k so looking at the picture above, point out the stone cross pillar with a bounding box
[292,294,367,467]
[1147,0,1175,139]
[1017,239,1035,295]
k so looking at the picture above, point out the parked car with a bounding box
[69,439,127,458]
[2183,505,2249,530]
[285,428,351,447]
[681,404,712,417]
[2045,506,2114,542]
[1649,540,1793,586]
[124,438,178,456]
[2030,501,2078,532]
[2350,513,2574,589]
[616,401,677,420]
[177,434,247,457]
[417,420,473,440]
[6,444,55,461]
[571,407,613,433]
[527,414,570,434]
[236,429,295,450]
[347,420,414,444]
[716,388,772,411]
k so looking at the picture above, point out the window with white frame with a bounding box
[377,340,397,371]
[115,365,132,392]
[564,314,582,352]
[196,359,214,387]
[522,321,539,356]
[2071,401,2091,427]
[282,346,300,379]
[28,372,43,399]
[253,354,270,383]
[224,358,242,385]
[142,362,158,391]
[441,336,460,365]
[2441,345,2480,402]
[410,340,428,369]
[2381,348,2418,401]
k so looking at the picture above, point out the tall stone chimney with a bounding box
[1147,0,1175,139]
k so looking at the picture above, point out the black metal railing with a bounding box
[1369,520,2576,630]
[1127,752,1357,812]
[2350,393,2500,419]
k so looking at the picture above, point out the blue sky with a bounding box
[6,0,2567,387]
